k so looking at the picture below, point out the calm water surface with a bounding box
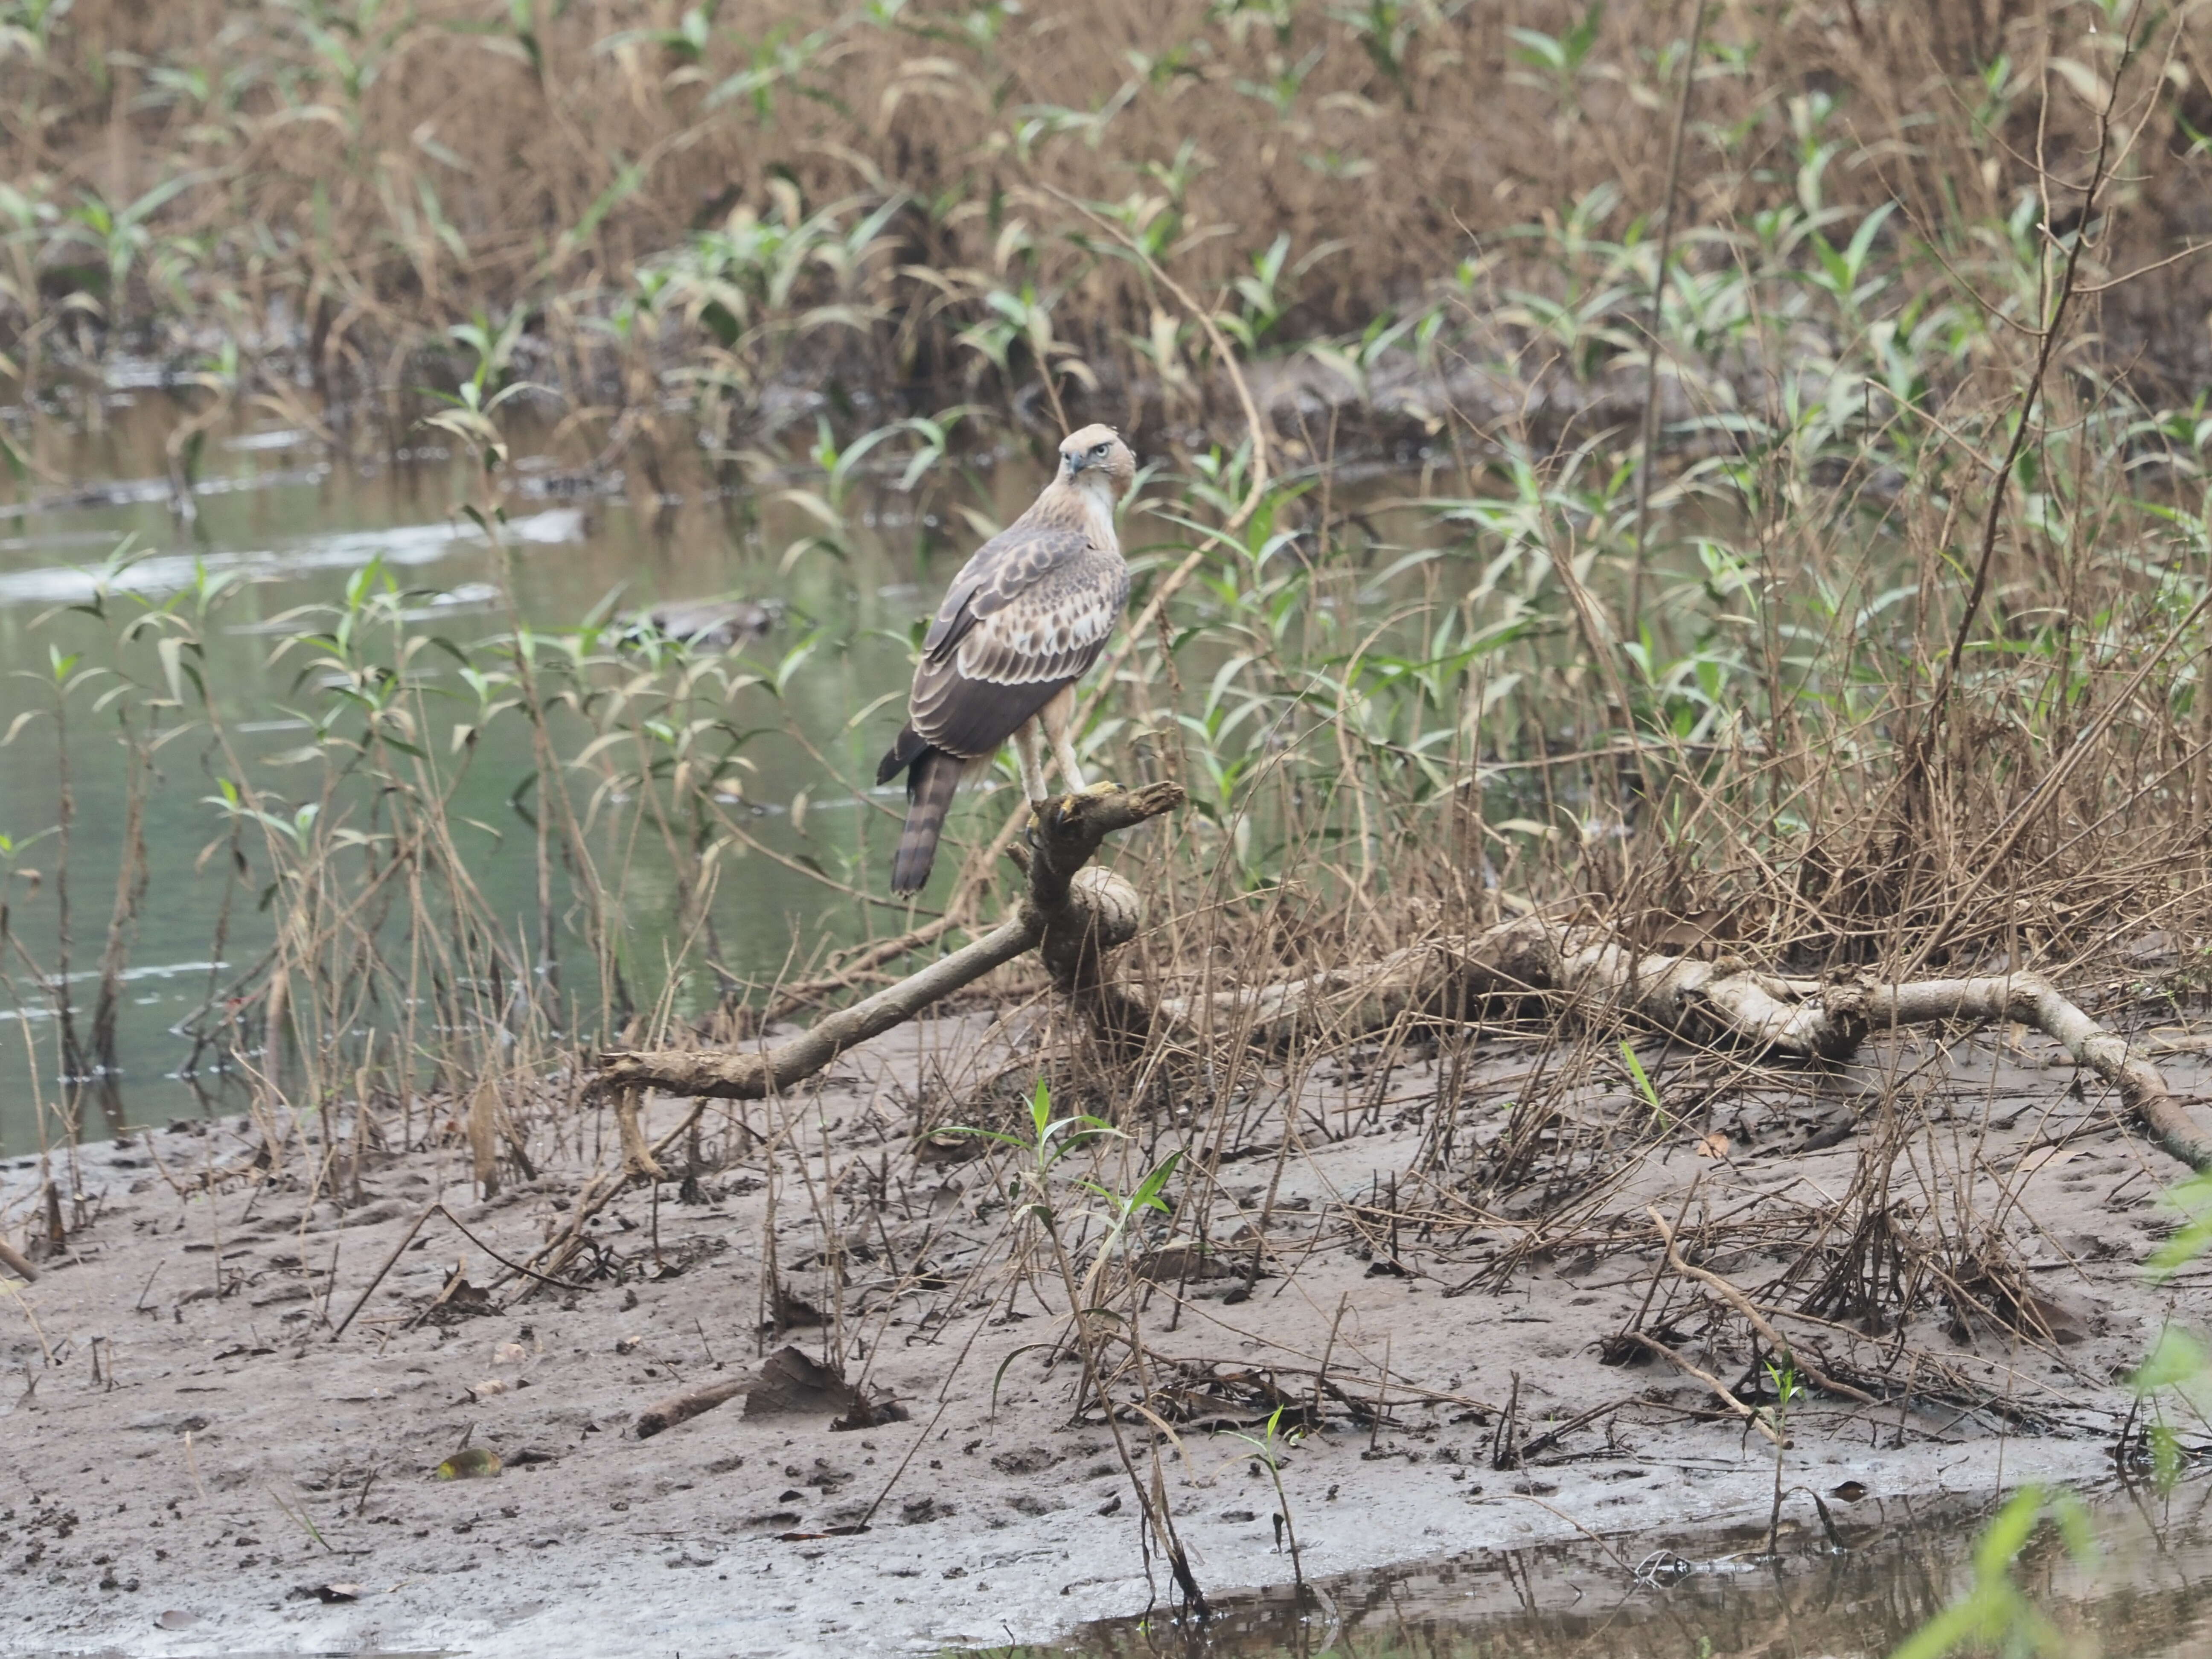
[1026,1483,2212,1658]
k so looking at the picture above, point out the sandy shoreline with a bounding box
[0,1023,2196,1656]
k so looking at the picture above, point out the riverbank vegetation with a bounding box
[7,0,2212,1631]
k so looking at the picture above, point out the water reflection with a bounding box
[1013,1484,2212,1657]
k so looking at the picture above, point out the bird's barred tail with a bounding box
[891,748,963,895]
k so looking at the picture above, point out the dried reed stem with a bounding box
[1647,1208,1878,1405]
[1626,0,1709,636]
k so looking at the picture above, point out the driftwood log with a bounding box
[583,783,2206,1200]
[633,1375,750,1440]
[597,781,1178,1101]
[1154,912,2212,1173]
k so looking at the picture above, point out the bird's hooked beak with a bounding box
[1061,449,1089,477]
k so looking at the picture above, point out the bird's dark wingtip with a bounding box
[878,724,927,789]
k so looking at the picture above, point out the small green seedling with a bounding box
[1619,1041,1678,1132]
[1220,1404,1306,1590]
[1763,1358,1799,1556]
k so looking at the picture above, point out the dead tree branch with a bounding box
[1154,912,2212,1172]
[1630,1332,1782,1445]
[1647,1208,1880,1406]
[596,782,1179,1100]
[0,1236,35,1284]
[512,785,1177,1288]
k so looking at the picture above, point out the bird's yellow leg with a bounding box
[1050,728,1088,792]
[1038,683,1115,797]
[1016,721,1051,806]
[1055,744,1120,799]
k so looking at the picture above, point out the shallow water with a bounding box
[1023,1482,2212,1658]
[0,399,1068,1149]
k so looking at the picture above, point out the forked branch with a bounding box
[594,782,1181,1101]
[507,785,1178,1289]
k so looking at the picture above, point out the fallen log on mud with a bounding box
[1154,912,2212,1173]
[595,781,1177,1101]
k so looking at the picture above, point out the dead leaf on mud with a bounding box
[745,1344,908,1430]
[765,1281,825,1331]
[831,1394,910,1431]
[422,1274,494,1326]
[1136,1243,1235,1283]
[435,1447,503,1480]
[746,1346,851,1417]
[1694,1132,1729,1159]
[1950,1269,2091,1346]
[914,1132,986,1166]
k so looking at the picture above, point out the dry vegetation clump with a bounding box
[7,0,2212,436]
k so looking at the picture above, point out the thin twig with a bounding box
[1626,0,1710,637]
[1936,1,2142,691]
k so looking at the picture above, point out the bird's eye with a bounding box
[1092,442,1109,457]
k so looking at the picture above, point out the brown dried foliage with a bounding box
[12,2,2212,393]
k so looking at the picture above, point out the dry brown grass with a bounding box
[6,8,2212,1560]
[9,2,2212,405]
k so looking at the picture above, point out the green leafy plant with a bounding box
[1890,1487,2097,1659]
[951,1081,1207,1613]
[1762,1357,1799,1556]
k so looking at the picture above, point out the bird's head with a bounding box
[1057,424,1135,495]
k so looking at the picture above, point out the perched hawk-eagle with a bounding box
[878,423,1136,894]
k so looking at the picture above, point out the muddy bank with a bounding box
[0,1016,2200,1656]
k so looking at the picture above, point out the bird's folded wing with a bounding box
[922,524,1091,661]
[911,545,1128,758]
